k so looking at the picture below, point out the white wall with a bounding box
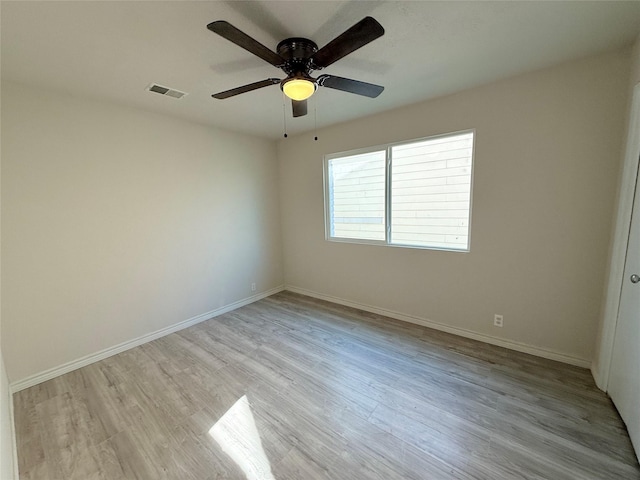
[1,81,283,383]
[631,32,640,85]
[1,83,17,478]
[278,50,630,365]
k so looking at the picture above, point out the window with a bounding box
[324,130,474,251]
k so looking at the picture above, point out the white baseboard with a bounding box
[10,283,591,393]
[591,362,605,392]
[285,285,591,369]
[10,286,285,393]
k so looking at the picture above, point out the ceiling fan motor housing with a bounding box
[276,38,319,77]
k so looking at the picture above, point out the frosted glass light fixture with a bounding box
[282,77,316,101]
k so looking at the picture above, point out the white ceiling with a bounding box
[2,1,640,140]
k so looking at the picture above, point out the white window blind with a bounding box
[324,130,474,251]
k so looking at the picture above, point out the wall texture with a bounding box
[1,81,283,382]
[278,50,630,365]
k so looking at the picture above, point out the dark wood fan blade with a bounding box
[212,78,281,99]
[316,74,384,98]
[311,17,384,69]
[207,20,284,67]
[292,99,308,117]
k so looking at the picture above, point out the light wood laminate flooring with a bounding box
[14,291,640,479]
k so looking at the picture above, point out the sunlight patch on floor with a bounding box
[209,395,275,480]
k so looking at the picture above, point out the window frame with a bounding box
[323,129,475,252]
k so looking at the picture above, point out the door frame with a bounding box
[594,82,640,391]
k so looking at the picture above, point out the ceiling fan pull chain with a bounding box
[282,93,289,138]
[282,92,288,138]
[314,97,318,141]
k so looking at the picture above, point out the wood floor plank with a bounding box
[14,291,640,479]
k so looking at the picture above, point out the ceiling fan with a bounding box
[207,17,385,118]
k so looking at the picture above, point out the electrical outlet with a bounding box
[494,314,503,327]
[251,283,256,292]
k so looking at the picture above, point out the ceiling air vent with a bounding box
[146,83,187,99]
